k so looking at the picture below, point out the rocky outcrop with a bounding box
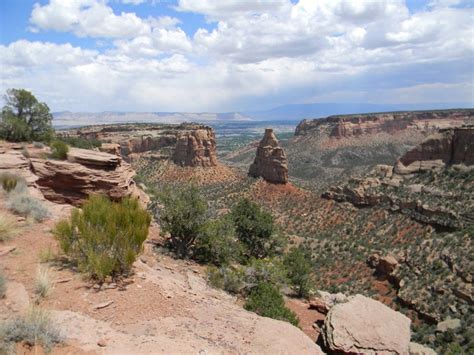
[31,148,147,207]
[395,127,474,174]
[368,253,399,276]
[58,123,218,167]
[295,109,474,137]
[321,294,411,354]
[249,129,288,184]
[172,127,217,167]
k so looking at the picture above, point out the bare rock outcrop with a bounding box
[321,294,411,354]
[249,129,288,184]
[31,148,147,206]
[295,109,473,137]
[172,127,217,167]
[395,126,474,174]
[58,123,219,167]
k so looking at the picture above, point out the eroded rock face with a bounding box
[395,127,474,174]
[58,123,218,167]
[295,110,474,137]
[31,148,147,207]
[249,129,288,184]
[321,294,411,354]
[172,128,217,167]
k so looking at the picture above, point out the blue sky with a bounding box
[0,0,473,112]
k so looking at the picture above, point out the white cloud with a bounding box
[1,0,471,112]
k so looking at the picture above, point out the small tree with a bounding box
[50,140,69,160]
[194,215,240,265]
[244,282,299,326]
[283,246,313,298]
[54,196,150,282]
[157,185,207,258]
[0,89,53,142]
[231,198,282,259]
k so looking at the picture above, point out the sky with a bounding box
[0,0,473,113]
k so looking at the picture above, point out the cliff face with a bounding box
[59,123,218,167]
[295,109,474,137]
[249,129,288,184]
[172,128,217,167]
[396,126,474,174]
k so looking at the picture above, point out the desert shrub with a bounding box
[242,258,288,292]
[0,307,62,353]
[0,212,16,241]
[0,270,6,298]
[231,198,284,259]
[54,195,151,282]
[157,185,207,258]
[33,141,44,148]
[244,282,299,327]
[49,140,69,160]
[35,266,52,298]
[283,247,313,298]
[208,266,245,294]
[58,136,101,149]
[0,172,23,193]
[194,215,241,265]
[7,184,50,221]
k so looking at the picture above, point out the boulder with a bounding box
[172,128,217,167]
[248,129,288,184]
[321,294,411,354]
[436,318,461,333]
[409,342,437,355]
[368,253,399,276]
[30,149,147,207]
[0,150,38,186]
[99,143,121,156]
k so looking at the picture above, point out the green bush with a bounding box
[49,140,69,160]
[283,247,313,298]
[194,215,240,265]
[0,270,6,298]
[7,183,50,221]
[208,266,245,294]
[244,282,299,327]
[0,307,62,353]
[242,258,288,291]
[54,195,150,282]
[231,198,283,259]
[0,172,23,192]
[157,185,207,258]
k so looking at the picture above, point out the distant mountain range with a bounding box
[53,102,473,127]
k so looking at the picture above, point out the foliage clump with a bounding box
[57,136,101,150]
[0,212,17,241]
[0,89,53,142]
[0,172,23,193]
[6,182,50,222]
[156,185,207,258]
[49,140,69,160]
[54,195,151,282]
[283,246,313,298]
[0,307,62,353]
[231,198,284,259]
[244,282,299,326]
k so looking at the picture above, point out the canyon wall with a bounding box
[58,123,218,168]
[295,109,474,138]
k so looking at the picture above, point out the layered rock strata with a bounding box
[248,129,288,184]
[58,123,218,167]
[295,109,474,138]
